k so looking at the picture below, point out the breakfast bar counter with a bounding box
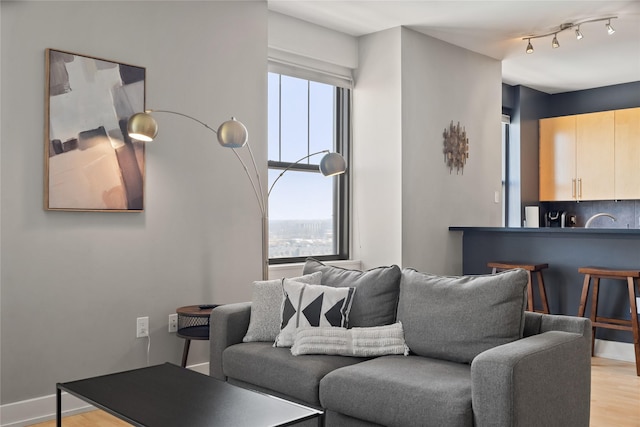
[449,226,640,344]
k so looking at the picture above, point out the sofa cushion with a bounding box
[303,258,401,327]
[320,355,473,427]
[223,342,368,406]
[291,323,409,357]
[274,280,355,348]
[397,268,528,363]
[243,272,322,343]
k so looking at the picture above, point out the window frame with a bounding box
[267,72,350,265]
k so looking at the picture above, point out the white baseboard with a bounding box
[0,392,92,427]
[593,338,636,362]
[0,363,211,427]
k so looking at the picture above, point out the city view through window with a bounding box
[268,72,339,259]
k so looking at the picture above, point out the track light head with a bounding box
[575,27,583,40]
[606,20,615,35]
[552,34,560,48]
[525,39,534,54]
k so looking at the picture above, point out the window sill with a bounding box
[268,259,363,279]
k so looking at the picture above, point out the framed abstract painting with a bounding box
[44,49,146,211]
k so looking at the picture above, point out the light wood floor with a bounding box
[31,357,640,426]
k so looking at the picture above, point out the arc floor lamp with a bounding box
[127,110,347,280]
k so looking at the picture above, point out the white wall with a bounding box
[400,28,503,274]
[352,28,404,269]
[0,0,267,406]
[352,27,502,274]
[268,11,358,71]
[0,0,3,412]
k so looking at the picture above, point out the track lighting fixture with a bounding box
[522,16,617,54]
[606,20,615,35]
[526,39,534,54]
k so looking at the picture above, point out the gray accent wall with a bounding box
[1,1,267,404]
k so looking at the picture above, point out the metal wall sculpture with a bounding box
[442,120,469,175]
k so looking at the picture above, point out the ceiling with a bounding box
[268,0,640,94]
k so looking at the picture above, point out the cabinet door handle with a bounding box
[572,179,576,198]
[578,178,582,199]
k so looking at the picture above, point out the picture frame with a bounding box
[44,48,146,212]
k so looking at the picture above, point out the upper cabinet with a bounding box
[539,109,637,202]
[614,107,640,200]
[539,115,576,201]
[575,111,615,200]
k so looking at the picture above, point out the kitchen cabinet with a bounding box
[539,111,615,201]
[614,107,640,199]
[539,115,576,201]
[576,111,614,200]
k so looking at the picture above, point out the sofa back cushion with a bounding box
[303,258,401,328]
[397,268,528,363]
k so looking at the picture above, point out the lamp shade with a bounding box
[319,152,347,176]
[217,118,248,148]
[127,112,158,142]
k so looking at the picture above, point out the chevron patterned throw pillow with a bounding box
[274,279,356,348]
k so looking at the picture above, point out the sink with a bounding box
[584,213,617,228]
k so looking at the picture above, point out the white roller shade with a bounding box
[269,48,353,89]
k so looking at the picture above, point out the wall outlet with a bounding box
[494,191,500,204]
[168,314,178,333]
[136,316,149,338]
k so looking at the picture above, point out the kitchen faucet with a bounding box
[585,213,617,228]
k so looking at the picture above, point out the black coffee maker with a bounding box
[546,211,564,227]
[546,211,576,227]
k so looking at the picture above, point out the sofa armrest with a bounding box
[209,302,252,380]
[471,324,591,427]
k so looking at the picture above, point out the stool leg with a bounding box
[181,339,191,368]
[536,270,550,314]
[628,277,640,376]
[590,277,600,356]
[526,271,534,312]
[578,274,591,317]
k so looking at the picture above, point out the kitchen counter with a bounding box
[450,225,640,345]
[449,226,640,235]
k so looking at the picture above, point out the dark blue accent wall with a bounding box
[455,227,640,344]
[504,85,549,226]
[502,81,640,119]
[502,81,640,226]
[547,81,640,117]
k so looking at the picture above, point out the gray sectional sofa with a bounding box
[210,259,591,427]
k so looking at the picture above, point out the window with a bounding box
[501,114,510,227]
[267,71,350,263]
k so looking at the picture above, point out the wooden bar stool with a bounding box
[488,262,550,314]
[577,267,640,376]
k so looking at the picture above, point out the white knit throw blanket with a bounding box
[290,322,410,357]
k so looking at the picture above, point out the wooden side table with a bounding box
[176,304,219,367]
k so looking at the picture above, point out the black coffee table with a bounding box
[56,363,322,426]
